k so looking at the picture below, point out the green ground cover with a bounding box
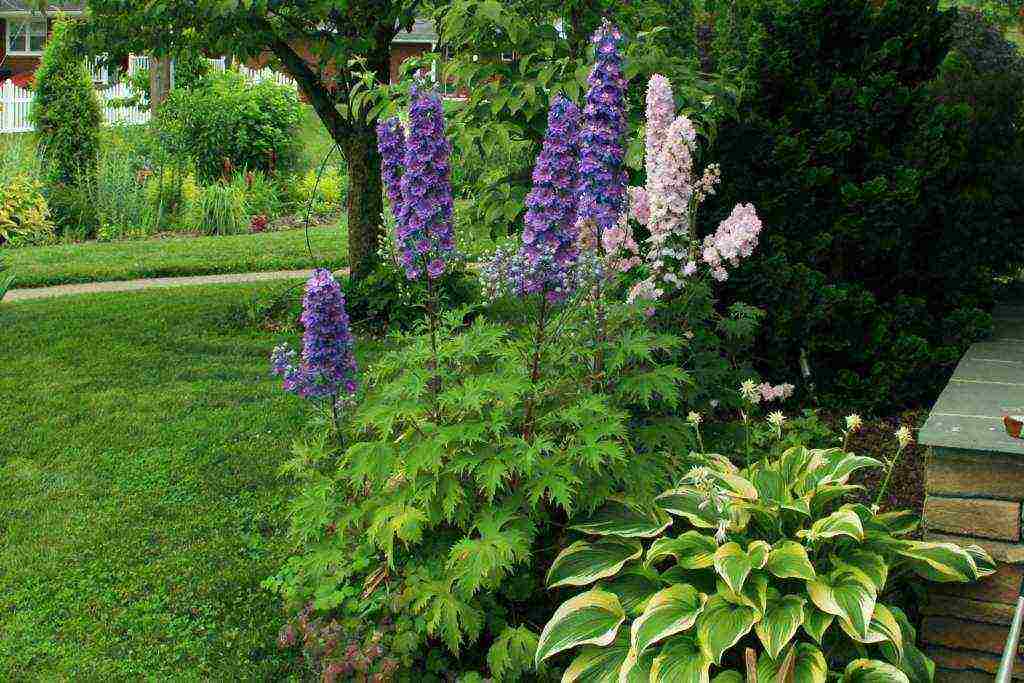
[5,222,347,289]
[0,281,378,678]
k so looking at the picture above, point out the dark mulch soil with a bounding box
[825,410,929,518]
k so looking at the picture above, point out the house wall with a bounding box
[0,17,56,78]
[390,42,432,83]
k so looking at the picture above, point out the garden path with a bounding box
[4,269,334,302]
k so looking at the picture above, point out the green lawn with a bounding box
[6,223,348,289]
[0,282,375,678]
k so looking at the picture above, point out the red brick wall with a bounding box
[0,18,49,78]
[390,43,431,83]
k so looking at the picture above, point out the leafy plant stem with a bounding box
[522,295,549,441]
[874,444,906,508]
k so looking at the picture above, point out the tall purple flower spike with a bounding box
[271,269,358,400]
[376,116,406,221]
[577,20,628,246]
[396,86,455,281]
[519,95,582,297]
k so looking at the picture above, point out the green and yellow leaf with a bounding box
[646,531,718,570]
[842,659,910,683]
[798,508,864,542]
[806,567,876,639]
[536,590,626,665]
[571,498,674,539]
[650,634,712,683]
[714,542,753,595]
[629,584,707,657]
[695,595,759,665]
[766,541,816,581]
[755,593,806,659]
[548,539,644,588]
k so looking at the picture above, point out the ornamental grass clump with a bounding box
[271,268,357,421]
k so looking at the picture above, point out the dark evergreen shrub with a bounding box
[704,0,1024,410]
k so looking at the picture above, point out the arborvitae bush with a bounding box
[703,0,1024,411]
[30,18,102,187]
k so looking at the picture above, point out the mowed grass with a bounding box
[0,282,375,678]
[6,222,348,289]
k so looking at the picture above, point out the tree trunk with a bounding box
[149,57,172,113]
[343,128,384,279]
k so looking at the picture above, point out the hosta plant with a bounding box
[536,443,995,682]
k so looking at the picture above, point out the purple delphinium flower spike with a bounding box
[376,117,406,221]
[271,269,358,401]
[518,95,582,299]
[577,20,628,247]
[398,87,455,281]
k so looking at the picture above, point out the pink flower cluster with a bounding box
[758,382,795,402]
[700,203,762,282]
[645,74,675,183]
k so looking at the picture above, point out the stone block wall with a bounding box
[921,450,1024,679]
[918,305,1024,680]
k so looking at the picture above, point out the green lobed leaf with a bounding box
[755,593,806,659]
[766,541,816,581]
[535,589,626,665]
[629,584,707,657]
[547,539,644,589]
[695,594,760,665]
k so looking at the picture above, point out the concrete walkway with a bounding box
[4,269,320,302]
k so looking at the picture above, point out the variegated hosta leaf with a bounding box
[807,450,882,487]
[629,584,707,658]
[535,590,626,665]
[802,604,835,644]
[709,470,759,501]
[714,542,753,594]
[695,594,760,665]
[806,566,877,639]
[896,541,986,583]
[834,550,888,592]
[757,642,828,683]
[748,540,771,569]
[710,671,743,683]
[964,544,997,577]
[570,498,673,539]
[602,570,664,616]
[766,541,816,581]
[646,531,718,570]
[871,510,919,537]
[655,486,721,529]
[547,539,644,588]
[755,593,806,659]
[562,638,652,683]
[751,468,788,505]
[808,483,864,514]
[842,658,910,683]
[779,446,815,485]
[839,602,904,662]
[798,508,864,542]
[881,606,935,683]
[717,571,768,615]
[650,634,712,683]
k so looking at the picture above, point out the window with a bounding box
[6,18,47,56]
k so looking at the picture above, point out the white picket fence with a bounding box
[0,57,297,134]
